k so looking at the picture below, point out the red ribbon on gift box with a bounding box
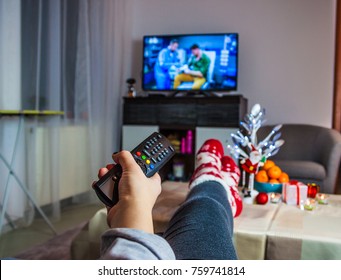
[283,184,287,201]
[296,184,300,205]
[290,180,300,204]
[283,180,306,205]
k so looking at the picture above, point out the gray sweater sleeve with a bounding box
[100,228,176,260]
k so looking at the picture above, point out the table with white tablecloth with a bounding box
[234,195,341,260]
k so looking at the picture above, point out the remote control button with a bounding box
[157,134,162,139]
[146,159,151,164]
[157,156,162,162]
[150,164,155,169]
[136,151,141,157]
[141,155,147,160]
[169,146,175,152]
[143,149,151,157]
[151,151,156,155]
[151,157,157,163]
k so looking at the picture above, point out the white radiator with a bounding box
[28,125,93,206]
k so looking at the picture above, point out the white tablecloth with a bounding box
[234,195,341,260]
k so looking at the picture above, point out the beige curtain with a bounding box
[0,0,133,232]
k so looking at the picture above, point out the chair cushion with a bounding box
[275,160,326,181]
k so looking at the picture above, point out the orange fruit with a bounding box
[267,165,282,179]
[255,170,269,183]
[278,172,289,183]
[269,178,280,184]
[263,160,275,171]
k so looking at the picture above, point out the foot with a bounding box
[189,139,225,189]
[197,138,225,159]
[221,156,243,217]
[189,140,243,218]
[221,156,240,185]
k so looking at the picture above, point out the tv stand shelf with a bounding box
[123,95,247,128]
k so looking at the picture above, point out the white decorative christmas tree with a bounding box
[227,104,284,198]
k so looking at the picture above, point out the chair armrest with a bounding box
[315,129,341,193]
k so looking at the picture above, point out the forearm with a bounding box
[100,228,176,260]
[107,201,154,234]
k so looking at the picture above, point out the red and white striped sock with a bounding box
[221,156,243,217]
[189,139,243,218]
[189,139,226,189]
[189,150,226,189]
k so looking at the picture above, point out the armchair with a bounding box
[257,124,341,194]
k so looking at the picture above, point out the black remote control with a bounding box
[92,132,175,207]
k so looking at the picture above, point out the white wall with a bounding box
[129,0,336,127]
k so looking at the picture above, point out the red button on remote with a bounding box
[136,151,141,156]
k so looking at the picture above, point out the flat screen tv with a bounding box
[142,33,238,95]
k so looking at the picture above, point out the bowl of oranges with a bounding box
[254,160,289,193]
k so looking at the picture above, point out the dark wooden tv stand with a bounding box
[123,94,247,128]
[122,94,248,181]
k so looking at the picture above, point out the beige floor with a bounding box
[0,202,103,258]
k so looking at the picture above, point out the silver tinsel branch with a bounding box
[227,104,285,167]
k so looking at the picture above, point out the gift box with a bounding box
[282,180,308,205]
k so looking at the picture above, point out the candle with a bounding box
[269,192,281,203]
[307,183,320,198]
[316,193,329,205]
[303,198,315,211]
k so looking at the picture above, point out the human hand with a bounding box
[97,151,161,233]
[184,67,190,74]
[178,64,189,73]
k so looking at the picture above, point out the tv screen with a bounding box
[142,33,238,93]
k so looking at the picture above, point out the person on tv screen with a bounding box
[173,44,210,90]
[154,39,183,90]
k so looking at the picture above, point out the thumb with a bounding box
[112,150,141,173]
